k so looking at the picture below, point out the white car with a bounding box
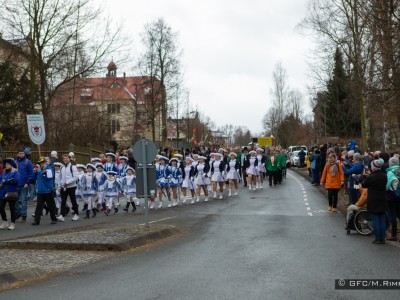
[290,151,300,167]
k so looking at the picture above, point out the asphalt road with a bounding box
[2,170,400,300]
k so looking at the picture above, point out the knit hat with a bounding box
[371,158,384,172]
[389,156,400,167]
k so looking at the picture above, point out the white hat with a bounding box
[214,153,223,157]
[159,156,169,162]
[95,163,104,169]
[105,153,116,158]
[86,164,96,171]
[249,150,256,155]
[169,158,179,163]
[107,171,118,176]
[193,154,199,158]
[218,148,226,153]
[76,164,86,170]
[199,156,207,160]
[91,158,102,163]
[54,162,62,168]
[126,167,135,173]
[210,152,216,156]
[185,157,194,162]
[256,148,264,152]
[174,153,183,159]
[69,152,75,157]
[119,156,128,161]
[229,152,237,157]
[51,150,58,157]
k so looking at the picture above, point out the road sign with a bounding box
[0,131,3,141]
[27,115,46,145]
[132,138,157,163]
[258,137,273,147]
[132,138,158,228]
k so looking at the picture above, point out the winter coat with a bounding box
[265,155,279,172]
[34,165,54,194]
[343,162,364,189]
[0,169,20,199]
[15,157,34,187]
[362,170,388,214]
[385,165,400,202]
[310,154,321,170]
[320,163,344,189]
[355,187,368,209]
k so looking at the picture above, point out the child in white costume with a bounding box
[246,150,259,191]
[75,164,86,208]
[53,162,63,214]
[94,163,107,211]
[81,164,98,218]
[181,157,195,203]
[194,156,210,203]
[227,153,241,196]
[121,167,137,212]
[104,171,121,215]
[211,153,226,199]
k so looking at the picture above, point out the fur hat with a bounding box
[105,153,116,158]
[95,163,104,169]
[169,158,179,164]
[54,162,63,168]
[76,164,86,170]
[107,171,117,176]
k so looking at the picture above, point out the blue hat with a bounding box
[91,158,102,163]
[119,156,128,161]
[169,158,179,163]
[4,158,17,169]
[105,153,116,158]
[159,156,169,162]
[95,163,104,169]
[107,171,117,176]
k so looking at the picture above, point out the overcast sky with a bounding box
[101,0,313,135]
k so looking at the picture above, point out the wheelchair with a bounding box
[345,209,389,236]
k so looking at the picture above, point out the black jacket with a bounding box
[362,170,388,214]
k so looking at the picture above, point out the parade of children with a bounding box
[0,145,290,229]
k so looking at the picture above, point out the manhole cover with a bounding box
[250,197,269,199]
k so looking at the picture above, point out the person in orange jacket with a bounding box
[320,153,345,212]
[345,186,368,227]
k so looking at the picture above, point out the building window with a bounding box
[111,120,121,134]
[107,103,120,114]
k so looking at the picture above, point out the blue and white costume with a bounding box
[94,164,107,206]
[81,169,99,210]
[156,163,170,188]
[104,171,122,214]
[167,165,182,188]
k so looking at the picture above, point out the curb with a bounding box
[0,268,47,287]
[0,226,181,252]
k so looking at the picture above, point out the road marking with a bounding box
[288,171,313,217]
[140,216,174,226]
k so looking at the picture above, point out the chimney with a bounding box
[123,72,126,78]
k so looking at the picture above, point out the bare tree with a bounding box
[271,62,289,125]
[138,18,182,144]
[0,0,129,122]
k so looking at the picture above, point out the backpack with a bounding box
[392,171,400,199]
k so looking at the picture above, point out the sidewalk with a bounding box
[0,202,182,291]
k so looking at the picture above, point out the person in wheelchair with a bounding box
[345,170,370,229]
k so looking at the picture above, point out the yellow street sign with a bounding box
[0,132,3,141]
[258,137,273,147]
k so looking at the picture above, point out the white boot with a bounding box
[182,196,187,203]
[213,192,217,198]
[172,199,178,207]
[228,189,232,197]
[8,223,15,230]
[219,192,223,199]
[204,196,208,202]
[149,202,155,210]
[196,196,200,203]
[256,183,259,190]
[260,183,263,189]
[158,201,163,209]
[234,190,238,196]
[248,185,252,190]
[253,185,256,191]
[167,201,172,208]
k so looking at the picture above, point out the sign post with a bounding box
[133,138,157,227]
[27,114,46,156]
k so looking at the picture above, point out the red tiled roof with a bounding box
[51,75,160,106]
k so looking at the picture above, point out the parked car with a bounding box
[290,150,300,167]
